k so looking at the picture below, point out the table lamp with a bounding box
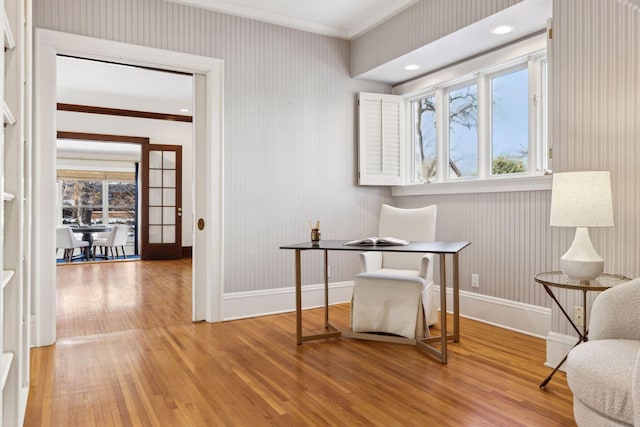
[550,171,614,281]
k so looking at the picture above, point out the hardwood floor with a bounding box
[26,259,576,426]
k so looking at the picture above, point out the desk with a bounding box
[280,240,471,364]
[534,271,630,388]
[71,226,111,258]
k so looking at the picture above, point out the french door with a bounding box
[141,144,183,259]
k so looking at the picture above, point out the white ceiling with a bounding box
[359,0,552,83]
[168,0,420,39]
[57,56,193,115]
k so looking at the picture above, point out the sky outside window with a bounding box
[491,68,529,175]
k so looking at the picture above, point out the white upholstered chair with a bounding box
[351,204,437,340]
[56,225,90,262]
[93,225,129,260]
[566,278,640,426]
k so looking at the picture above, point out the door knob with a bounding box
[198,218,205,230]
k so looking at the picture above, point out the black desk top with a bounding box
[280,240,470,254]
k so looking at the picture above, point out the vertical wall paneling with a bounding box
[548,0,640,335]
[34,0,394,293]
[395,191,554,310]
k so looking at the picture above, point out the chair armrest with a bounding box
[419,253,434,283]
[590,279,640,340]
[359,252,382,273]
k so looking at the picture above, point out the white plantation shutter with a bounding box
[358,92,405,185]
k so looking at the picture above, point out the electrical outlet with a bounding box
[471,274,480,288]
[574,306,584,327]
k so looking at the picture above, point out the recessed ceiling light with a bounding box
[404,64,420,71]
[179,108,190,113]
[491,25,513,35]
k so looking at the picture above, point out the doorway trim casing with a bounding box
[33,29,224,346]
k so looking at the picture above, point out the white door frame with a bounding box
[33,29,224,346]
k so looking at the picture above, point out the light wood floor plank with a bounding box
[25,259,575,426]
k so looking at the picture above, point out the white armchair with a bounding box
[351,204,437,339]
[566,278,640,426]
[56,226,89,262]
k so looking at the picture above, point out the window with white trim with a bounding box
[358,35,549,191]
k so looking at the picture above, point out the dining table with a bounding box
[70,225,112,258]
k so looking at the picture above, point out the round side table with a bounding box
[534,271,630,389]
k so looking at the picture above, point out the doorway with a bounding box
[55,54,192,262]
[56,135,143,262]
[34,29,224,347]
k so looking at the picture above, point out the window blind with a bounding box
[56,169,136,182]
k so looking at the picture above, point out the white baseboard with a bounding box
[223,282,552,340]
[544,331,578,372]
[223,281,353,320]
[435,286,552,339]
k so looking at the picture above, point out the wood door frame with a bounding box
[56,131,148,257]
[34,29,224,347]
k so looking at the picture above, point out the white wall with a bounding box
[35,0,393,293]
[547,0,640,335]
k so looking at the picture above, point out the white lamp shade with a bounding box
[550,171,614,227]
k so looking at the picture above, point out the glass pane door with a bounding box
[142,144,182,259]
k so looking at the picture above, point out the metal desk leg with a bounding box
[324,249,329,327]
[440,254,448,363]
[294,248,341,344]
[453,253,460,342]
[416,253,451,363]
[295,249,302,345]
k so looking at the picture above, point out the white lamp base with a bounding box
[560,227,604,281]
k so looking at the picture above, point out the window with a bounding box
[448,82,478,179]
[361,35,551,193]
[413,94,436,182]
[61,180,104,225]
[107,181,137,229]
[490,66,529,176]
[412,58,545,184]
[60,177,137,245]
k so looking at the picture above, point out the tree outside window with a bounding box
[412,59,544,183]
[61,179,136,243]
[413,95,436,182]
[448,84,478,178]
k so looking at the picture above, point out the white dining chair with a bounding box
[93,225,129,260]
[56,226,90,262]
